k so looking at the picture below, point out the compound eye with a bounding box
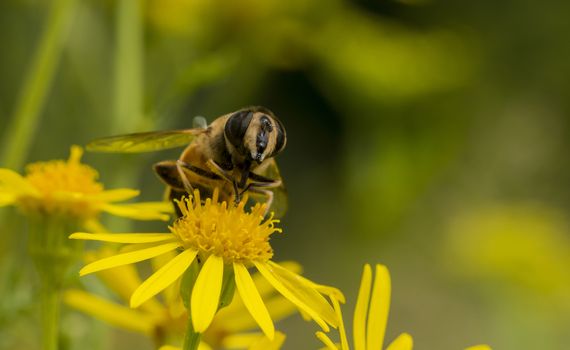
[260,116,273,132]
[225,110,254,150]
[271,116,286,157]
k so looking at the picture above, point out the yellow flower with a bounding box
[64,247,300,349]
[317,264,492,350]
[317,264,412,350]
[0,146,170,226]
[70,189,340,340]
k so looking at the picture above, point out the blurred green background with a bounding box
[1,0,569,349]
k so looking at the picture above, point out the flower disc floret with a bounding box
[18,146,103,217]
[0,146,170,223]
[171,190,281,264]
[26,146,103,195]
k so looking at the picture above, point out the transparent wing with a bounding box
[86,129,205,153]
[250,159,288,218]
[192,116,208,129]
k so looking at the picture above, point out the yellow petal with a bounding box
[159,343,212,350]
[84,188,140,202]
[69,145,84,162]
[308,282,346,304]
[366,264,391,350]
[159,346,180,350]
[101,203,170,221]
[264,295,298,325]
[331,298,349,350]
[386,333,413,350]
[0,169,38,196]
[191,254,224,333]
[214,292,296,333]
[0,193,15,207]
[267,261,337,328]
[353,264,372,350]
[234,263,275,340]
[152,251,186,317]
[84,250,159,315]
[250,260,303,298]
[131,249,197,308]
[63,289,154,335]
[152,250,181,305]
[464,346,492,350]
[222,333,264,349]
[254,261,331,332]
[70,232,175,243]
[316,331,339,350]
[82,219,108,233]
[124,201,173,213]
[79,242,181,276]
[248,331,286,350]
[198,343,213,350]
[223,262,299,316]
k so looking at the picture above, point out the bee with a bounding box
[87,106,287,217]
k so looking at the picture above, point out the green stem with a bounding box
[182,318,201,350]
[39,284,60,350]
[0,0,77,169]
[28,214,82,350]
[180,259,201,350]
[106,0,145,233]
[113,0,143,133]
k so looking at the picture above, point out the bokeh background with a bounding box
[1,0,570,349]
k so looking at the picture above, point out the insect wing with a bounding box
[86,129,204,153]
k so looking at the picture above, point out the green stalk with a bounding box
[0,0,77,170]
[180,259,201,350]
[182,319,201,350]
[106,0,145,233]
[113,0,143,134]
[29,214,82,350]
[39,284,60,350]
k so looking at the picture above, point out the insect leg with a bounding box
[206,159,242,203]
[247,187,274,217]
[175,160,195,193]
[248,172,282,188]
[205,159,233,182]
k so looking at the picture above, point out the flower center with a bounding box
[25,146,103,195]
[18,146,104,218]
[171,189,281,264]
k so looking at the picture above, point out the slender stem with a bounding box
[0,0,77,169]
[107,0,145,232]
[182,317,201,350]
[113,0,143,133]
[180,259,202,350]
[29,215,82,350]
[39,284,60,350]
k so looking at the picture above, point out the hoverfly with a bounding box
[87,106,287,217]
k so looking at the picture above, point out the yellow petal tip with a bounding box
[129,296,141,309]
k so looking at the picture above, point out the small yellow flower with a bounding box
[70,189,341,340]
[317,264,492,350]
[317,264,412,350]
[64,247,300,349]
[0,146,170,226]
